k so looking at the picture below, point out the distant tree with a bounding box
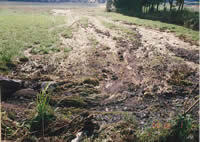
[113,0,142,14]
[163,0,167,11]
[169,0,174,11]
[106,0,113,12]
[112,0,185,14]
[176,0,184,11]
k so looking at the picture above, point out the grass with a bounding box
[0,9,64,71]
[99,11,199,44]
[101,20,118,29]
[101,20,136,40]
[136,114,198,142]
[30,83,55,135]
[64,47,73,53]
[79,17,89,28]
[62,28,73,39]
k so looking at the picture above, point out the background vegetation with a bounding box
[113,0,199,30]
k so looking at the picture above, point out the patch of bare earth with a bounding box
[2,7,199,141]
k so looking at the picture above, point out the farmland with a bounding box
[0,2,199,142]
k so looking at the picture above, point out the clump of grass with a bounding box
[101,20,118,29]
[170,114,194,142]
[31,46,60,55]
[62,28,73,39]
[30,84,55,136]
[64,47,73,53]
[79,17,89,28]
[101,20,136,40]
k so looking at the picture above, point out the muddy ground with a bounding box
[1,5,199,142]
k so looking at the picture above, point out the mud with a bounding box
[2,7,199,141]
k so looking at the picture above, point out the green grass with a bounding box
[64,47,73,53]
[101,20,118,29]
[62,28,73,39]
[99,11,199,43]
[101,20,136,40]
[0,9,65,71]
[79,17,89,28]
[30,84,55,135]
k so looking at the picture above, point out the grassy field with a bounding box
[0,4,199,73]
[0,9,65,71]
[98,11,199,44]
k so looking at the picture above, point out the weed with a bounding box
[171,114,193,142]
[30,84,55,136]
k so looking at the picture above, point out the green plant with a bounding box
[30,84,55,136]
[171,114,193,142]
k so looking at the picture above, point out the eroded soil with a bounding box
[2,7,199,141]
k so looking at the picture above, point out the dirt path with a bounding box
[3,7,199,141]
[18,7,199,121]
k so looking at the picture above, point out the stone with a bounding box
[12,88,38,99]
[0,76,22,100]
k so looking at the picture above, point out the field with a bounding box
[0,2,199,142]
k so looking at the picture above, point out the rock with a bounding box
[12,88,37,99]
[0,76,22,100]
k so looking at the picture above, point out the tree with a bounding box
[169,0,174,11]
[176,0,184,11]
[106,0,113,12]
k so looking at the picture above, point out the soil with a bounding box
[1,6,199,141]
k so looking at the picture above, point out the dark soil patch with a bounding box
[166,45,199,64]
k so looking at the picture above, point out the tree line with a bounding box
[112,0,185,14]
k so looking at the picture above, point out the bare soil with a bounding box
[1,6,199,141]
